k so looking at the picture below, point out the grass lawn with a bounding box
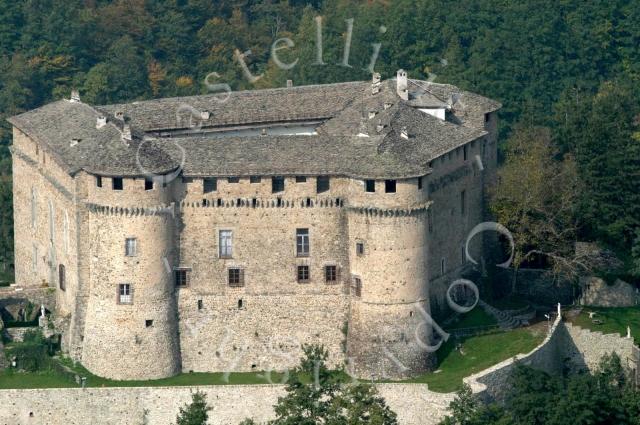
[0,371,78,389]
[569,307,640,345]
[445,307,498,331]
[402,326,545,393]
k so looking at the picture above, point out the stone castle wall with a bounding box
[0,384,454,425]
[9,109,498,380]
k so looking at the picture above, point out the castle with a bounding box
[8,71,500,380]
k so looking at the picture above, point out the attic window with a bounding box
[385,180,397,193]
[296,176,307,183]
[365,180,375,193]
[112,178,124,191]
[203,178,217,193]
[418,177,423,190]
[250,176,261,183]
[272,176,285,193]
[228,177,240,183]
[145,178,153,191]
[316,176,330,193]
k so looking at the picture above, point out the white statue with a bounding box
[557,303,561,316]
[40,305,45,318]
[627,326,632,339]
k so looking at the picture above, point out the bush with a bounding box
[6,329,54,372]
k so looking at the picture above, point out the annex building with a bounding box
[8,71,500,380]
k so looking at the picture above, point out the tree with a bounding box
[245,344,397,425]
[176,391,212,425]
[490,126,584,291]
[632,229,640,279]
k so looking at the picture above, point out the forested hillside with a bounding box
[0,0,639,279]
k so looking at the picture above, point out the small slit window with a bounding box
[96,176,103,188]
[58,264,66,291]
[356,242,365,256]
[418,177,423,190]
[351,277,362,297]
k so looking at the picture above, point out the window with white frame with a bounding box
[219,230,233,258]
[118,283,133,304]
[125,238,137,257]
[296,228,309,257]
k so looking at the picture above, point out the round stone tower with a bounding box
[346,207,434,380]
[81,177,180,380]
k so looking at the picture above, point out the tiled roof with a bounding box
[8,78,500,179]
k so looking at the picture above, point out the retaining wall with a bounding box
[0,384,454,425]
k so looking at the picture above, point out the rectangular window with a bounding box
[228,177,240,183]
[351,277,362,297]
[228,267,244,287]
[297,265,310,283]
[219,230,233,258]
[145,178,154,191]
[125,238,137,257]
[250,176,261,183]
[295,176,307,183]
[485,113,490,123]
[118,283,132,304]
[112,177,123,191]
[365,180,375,193]
[316,176,330,193]
[175,269,189,287]
[463,145,468,161]
[325,265,338,283]
[460,190,466,215]
[385,180,397,193]
[203,178,217,193]
[418,177,423,190]
[272,176,285,193]
[96,176,103,188]
[59,264,66,291]
[356,242,365,256]
[296,228,310,257]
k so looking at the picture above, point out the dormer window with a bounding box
[112,177,123,191]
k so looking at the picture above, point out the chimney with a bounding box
[396,69,408,100]
[400,126,409,139]
[384,102,393,110]
[96,116,107,129]
[286,80,293,88]
[70,89,81,103]
[200,110,210,120]
[114,110,125,121]
[70,138,81,147]
[368,111,377,119]
[371,72,381,95]
[122,124,132,142]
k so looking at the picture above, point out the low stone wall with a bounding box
[562,322,637,374]
[0,383,454,425]
[463,313,564,403]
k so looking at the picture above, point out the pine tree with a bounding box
[176,391,212,425]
